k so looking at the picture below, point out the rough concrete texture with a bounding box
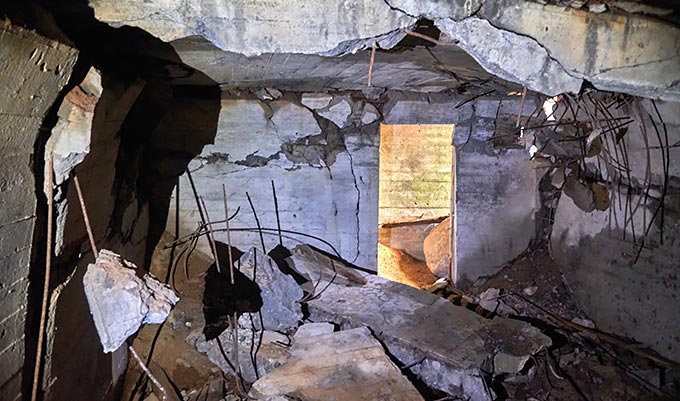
[293,322,335,338]
[250,326,425,401]
[83,249,179,352]
[423,217,451,277]
[0,21,77,397]
[552,188,680,364]
[90,0,415,56]
[187,315,290,383]
[238,248,303,331]
[46,67,103,186]
[548,97,680,363]
[476,1,680,100]
[91,1,680,99]
[308,275,551,401]
[173,37,498,93]
[436,17,582,96]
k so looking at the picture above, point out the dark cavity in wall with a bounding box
[3,1,221,399]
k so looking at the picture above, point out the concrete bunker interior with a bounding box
[2,1,680,401]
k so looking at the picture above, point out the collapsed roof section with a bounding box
[90,0,680,99]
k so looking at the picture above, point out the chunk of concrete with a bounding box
[46,67,103,186]
[238,248,303,331]
[250,327,425,401]
[300,93,333,110]
[83,250,179,353]
[285,244,367,289]
[423,216,451,277]
[361,103,380,124]
[307,275,551,401]
[318,99,352,128]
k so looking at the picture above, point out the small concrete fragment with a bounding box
[254,88,282,100]
[308,275,551,401]
[238,247,303,331]
[361,103,380,124]
[423,216,451,277]
[250,327,425,401]
[83,249,179,353]
[478,288,517,317]
[318,99,352,128]
[300,93,333,110]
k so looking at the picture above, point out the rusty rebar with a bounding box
[31,157,54,401]
[73,174,98,258]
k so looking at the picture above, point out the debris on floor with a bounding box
[307,274,552,401]
[249,326,425,401]
[119,233,678,401]
[83,249,179,352]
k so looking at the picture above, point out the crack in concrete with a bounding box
[346,149,362,264]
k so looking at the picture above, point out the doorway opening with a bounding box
[377,124,455,288]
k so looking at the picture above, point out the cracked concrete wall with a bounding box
[169,92,371,266]
[550,99,680,364]
[0,22,77,401]
[171,90,540,282]
[90,0,680,100]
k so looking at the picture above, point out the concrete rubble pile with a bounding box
[182,244,552,401]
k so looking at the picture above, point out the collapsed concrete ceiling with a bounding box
[90,0,680,99]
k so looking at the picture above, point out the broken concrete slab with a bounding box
[293,322,334,339]
[83,249,179,353]
[423,216,451,277]
[238,247,303,331]
[307,275,551,401]
[285,244,367,289]
[249,327,425,401]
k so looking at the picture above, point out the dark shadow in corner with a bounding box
[203,241,263,341]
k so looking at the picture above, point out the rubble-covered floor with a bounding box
[119,233,679,401]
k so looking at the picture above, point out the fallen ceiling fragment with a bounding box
[308,274,552,401]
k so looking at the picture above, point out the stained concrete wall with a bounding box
[170,90,540,284]
[551,99,680,363]
[0,22,77,401]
